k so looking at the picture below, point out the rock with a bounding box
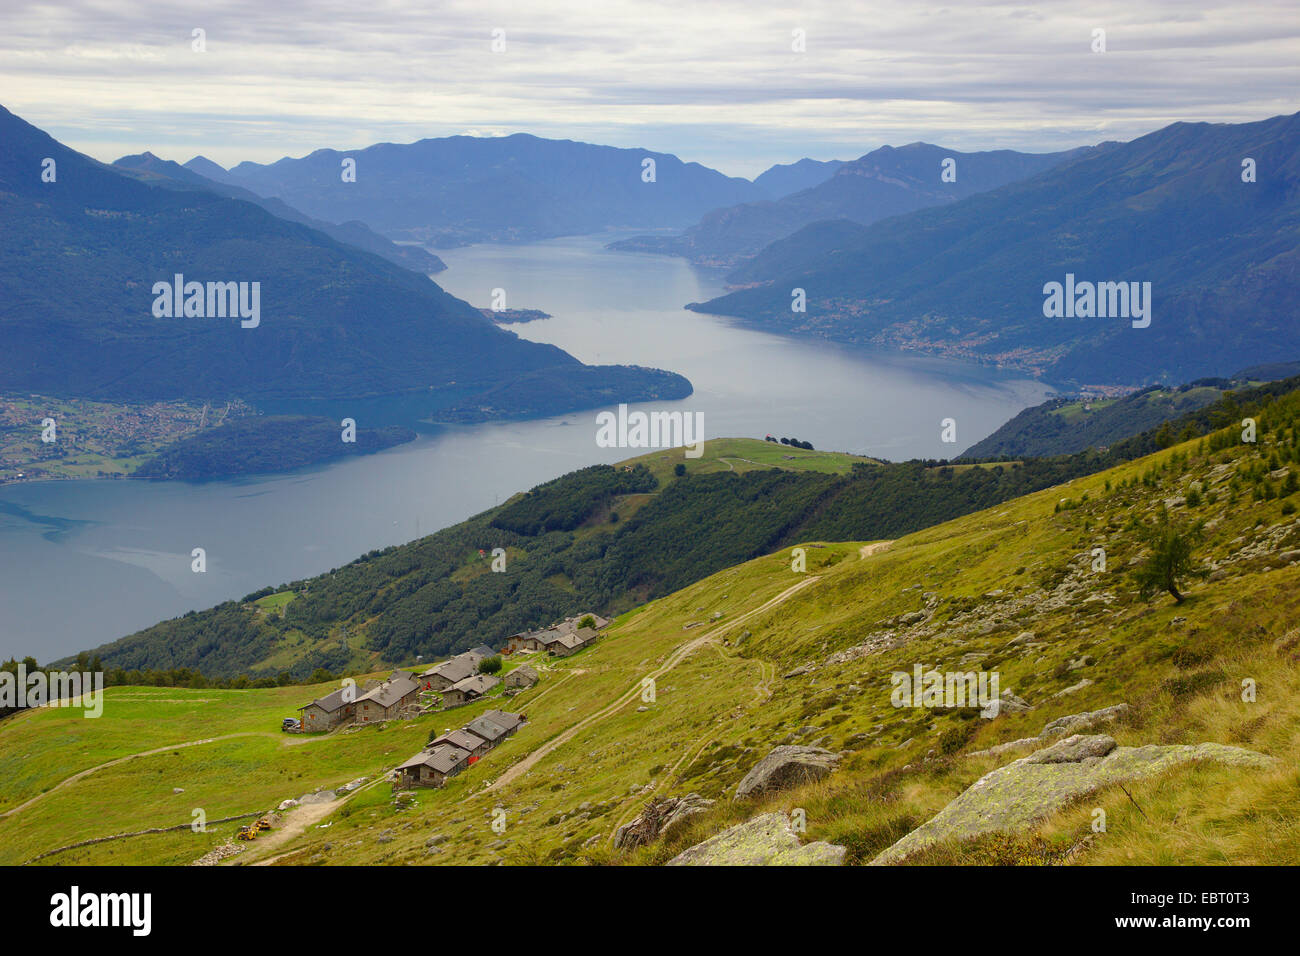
[613,793,715,849]
[1050,678,1094,699]
[277,798,300,811]
[969,737,1038,758]
[872,741,1274,864]
[783,664,813,679]
[298,789,337,805]
[1040,703,1130,738]
[425,833,449,847]
[337,777,369,794]
[667,812,845,866]
[1009,631,1037,646]
[172,787,185,794]
[636,705,649,712]
[734,745,840,800]
[1022,734,1117,764]
[980,693,1032,719]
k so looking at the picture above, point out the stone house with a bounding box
[503,664,538,689]
[296,686,356,732]
[355,671,420,723]
[442,673,500,707]
[396,743,471,789]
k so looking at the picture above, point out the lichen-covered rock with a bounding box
[871,740,1275,864]
[1022,733,1116,764]
[1040,703,1129,738]
[613,793,714,849]
[667,813,845,866]
[734,745,840,800]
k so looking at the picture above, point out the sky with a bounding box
[3,1,1298,179]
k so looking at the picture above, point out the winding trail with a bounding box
[486,574,823,794]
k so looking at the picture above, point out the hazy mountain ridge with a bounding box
[610,143,1097,268]
[0,106,690,422]
[209,132,764,246]
[113,151,447,274]
[690,113,1300,388]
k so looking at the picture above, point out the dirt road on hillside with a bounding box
[485,574,824,793]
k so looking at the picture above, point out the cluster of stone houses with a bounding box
[396,709,526,789]
[417,644,503,707]
[296,611,605,732]
[296,669,423,732]
[503,613,610,658]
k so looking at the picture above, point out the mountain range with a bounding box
[689,112,1300,389]
[112,151,447,275]
[0,105,689,418]
[193,133,766,247]
[610,143,1097,267]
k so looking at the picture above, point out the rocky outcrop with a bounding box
[1040,703,1129,738]
[667,812,845,866]
[734,746,840,800]
[613,793,715,849]
[872,736,1275,864]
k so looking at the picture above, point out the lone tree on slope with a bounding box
[1132,511,1204,604]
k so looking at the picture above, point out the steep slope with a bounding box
[113,151,446,274]
[692,112,1300,387]
[8,385,1299,866]
[611,143,1095,267]
[0,105,688,415]
[216,133,763,246]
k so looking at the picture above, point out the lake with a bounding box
[0,234,1052,662]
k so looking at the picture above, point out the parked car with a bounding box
[281,717,301,732]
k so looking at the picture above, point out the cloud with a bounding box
[2,0,1297,176]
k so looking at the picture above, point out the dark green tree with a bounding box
[1132,512,1203,603]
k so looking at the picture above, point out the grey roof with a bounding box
[537,629,567,646]
[399,743,470,775]
[356,673,419,709]
[422,657,476,684]
[299,685,354,714]
[448,673,500,697]
[464,714,509,742]
[468,644,496,658]
[433,728,489,752]
[478,709,525,734]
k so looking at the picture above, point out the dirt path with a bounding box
[0,732,290,821]
[0,726,345,820]
[859,540,894,559]
[486,574,823,794]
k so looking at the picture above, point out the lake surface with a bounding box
[0,234,1052,661]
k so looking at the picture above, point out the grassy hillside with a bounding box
[70,375,1294,681]
[10,387,1300,866]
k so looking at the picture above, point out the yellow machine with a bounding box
[236,817,273,840]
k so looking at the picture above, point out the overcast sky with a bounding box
[4,1,1298,178]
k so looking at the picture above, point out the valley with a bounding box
[6,383,1299,867]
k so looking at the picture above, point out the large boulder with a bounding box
[613,793,714,850]
[871,739,1274,864]
[734,745,840,800]
[667,812,845,866]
